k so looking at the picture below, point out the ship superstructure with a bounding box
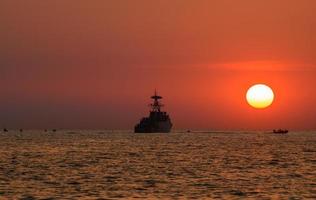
[134,91,172,133]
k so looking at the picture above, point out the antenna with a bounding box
[149,90,163,112]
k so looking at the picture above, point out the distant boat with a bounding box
[134,91,172,133]
[3,128,8,132]
[273,129,288,134]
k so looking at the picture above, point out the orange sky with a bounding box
[1,0,316,130]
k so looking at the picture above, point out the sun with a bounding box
[246,84,274,109]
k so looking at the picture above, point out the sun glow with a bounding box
[246,84,274,109]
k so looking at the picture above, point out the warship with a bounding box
[134,91,172,133]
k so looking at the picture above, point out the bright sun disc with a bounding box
[246,84,274,109]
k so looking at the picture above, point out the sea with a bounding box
[0,130,315,199]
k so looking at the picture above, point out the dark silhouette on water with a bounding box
[135,91,172,133]
[3,128,8,132]
[19,129,23,132]
[273,129,289,134]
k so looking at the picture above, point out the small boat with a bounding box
[273,129,288,134]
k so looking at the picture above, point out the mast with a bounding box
[150,90,164,112]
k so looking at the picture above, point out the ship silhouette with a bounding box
[134,91,172,133]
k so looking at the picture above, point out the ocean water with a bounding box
[0,130,315,199]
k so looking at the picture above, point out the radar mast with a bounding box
[150,90,164,112]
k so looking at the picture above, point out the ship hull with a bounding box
[134,120,172,133]
[134,112,172,133]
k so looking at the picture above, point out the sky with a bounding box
[1,0,316,130]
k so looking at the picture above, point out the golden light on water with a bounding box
[246,84,274,109]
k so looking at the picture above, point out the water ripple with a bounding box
[0,130,315,199]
